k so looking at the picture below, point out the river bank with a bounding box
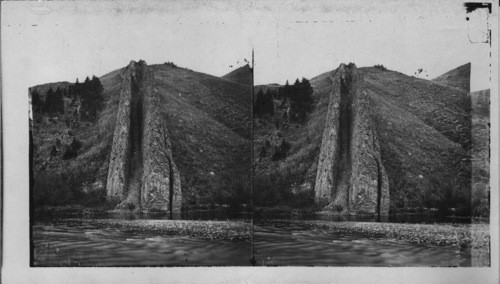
[89,219,252,241]
[257,219,489,249]
[33,216,489,266]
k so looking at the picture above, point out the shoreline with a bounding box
[34,206,490,249]
[65,218,253,242]
[302,220,490,249]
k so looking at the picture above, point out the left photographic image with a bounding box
[26,1,252,266]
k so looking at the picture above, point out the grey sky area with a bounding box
[2,0,491,91]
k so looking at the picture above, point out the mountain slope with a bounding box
[364,66,471,211]
[254,64,472,214]
[432,62,471,92]
[31,60,251,211]
[222,64,252,86]
[471,89,490,216]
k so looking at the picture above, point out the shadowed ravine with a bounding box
[126,68,144,209]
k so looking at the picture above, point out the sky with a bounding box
[2,0,493,91]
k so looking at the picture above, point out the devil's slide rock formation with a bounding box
[106,61,181,213]
[314,63,389,215]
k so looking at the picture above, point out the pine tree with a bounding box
[42,88,54,113]
[53,87,65,114]
[264,89,274,115]
[31,89,42,113]
[289,78,313,123]
[283,80,291,100]
[79,75,104,121]
[254,89,265,115]
[254,89,274,117]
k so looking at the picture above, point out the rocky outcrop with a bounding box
[140,71,182,212]
[106,63,135,201]
[106,60,182,213]
[314,63,389,215]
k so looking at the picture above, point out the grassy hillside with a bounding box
[363,67,471,212]
[254,64,474,214]
[253,71,332,207]
[151,64,251,207]
[31,70,122,208]
[151,64,251,139]
[432,62,471,92]
[222,64,252,86]
[31,61,251,210]
[470,89,490,216]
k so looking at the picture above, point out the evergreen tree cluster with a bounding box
[69,76,104,121]
[31,87,65,115]
[254,77,314,123]
[164,61,178,68]
[254,89,275,116]
[31,75,104,122]
[30,89,43,113]
[285,78,314,123]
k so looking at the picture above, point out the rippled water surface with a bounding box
[33,213,473,267]
[253,220,471,266]
[33,219,252,266]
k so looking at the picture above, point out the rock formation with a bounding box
[314,63,389,215]
[106,60,182,213]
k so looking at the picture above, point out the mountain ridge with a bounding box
[432,62,471,92]
[222,64,252,85]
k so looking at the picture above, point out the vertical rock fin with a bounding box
[314,63,390,215]
[106,60,182,212]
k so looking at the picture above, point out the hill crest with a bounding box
[222,64,252,85]
[432,62,471,92]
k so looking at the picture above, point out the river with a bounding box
[31,211,479,267]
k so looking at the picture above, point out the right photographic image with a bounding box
[252,1,491,266]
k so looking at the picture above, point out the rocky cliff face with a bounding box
[314,63,389,215]
[106,61,181,213]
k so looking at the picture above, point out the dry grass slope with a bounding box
[222,64,252,86]
[470,89,490,216]
[432,62,471,92]
[363,67,472,212]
